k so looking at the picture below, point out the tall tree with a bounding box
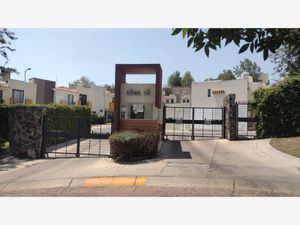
[233,58,263,81]
[71,76,95,88]
[171,28,300,61]
[271,46,300,77]
[0,29,18,77]
[163,86,172,95]
[217,69,236,80]
[205,69,235,81]
[168,71,182,87]
[181,71,194,87]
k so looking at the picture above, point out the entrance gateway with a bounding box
[112,64,163,133]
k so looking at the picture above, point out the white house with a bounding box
[191,73,269,107]
[0,77,37,105]
[53,84,106,116]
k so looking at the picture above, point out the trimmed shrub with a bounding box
[46,104,91,133]
[0,104,9,146]
[109,131,160,161]
[252,75,300,138]
[91,112,100,124]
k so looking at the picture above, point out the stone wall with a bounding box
[223,94,237,140]
[9,106,46,159]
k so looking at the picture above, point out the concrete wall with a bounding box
[29,78,55,104]
[90,85,106,116]
[104,91,114,111]
[191,79,248,107]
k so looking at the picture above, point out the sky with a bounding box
[5,29,279,86]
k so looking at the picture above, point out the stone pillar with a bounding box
[223,94,237,140]
[9,106,47,159]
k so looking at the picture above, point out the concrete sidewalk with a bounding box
[1,176,300,196]
[0,138,300,196]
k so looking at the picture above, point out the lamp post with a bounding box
[24,68,31,82]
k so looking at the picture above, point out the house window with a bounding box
[183,99,186,103]
[187,99,189,103]
[208,89,211,97]
[171,99,174,104]
[79,94,87,105]
[0,90,3,103]
[12,89,24,104]
[67,94,74,105]
[166,99,169,104]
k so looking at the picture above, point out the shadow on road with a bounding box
[0,156,31,171]
[159,141,192,159]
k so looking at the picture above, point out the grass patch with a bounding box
[270,136,300,158]
[0,142,10,158]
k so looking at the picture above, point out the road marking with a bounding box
[84,176,147,187]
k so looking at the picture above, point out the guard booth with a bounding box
[112,64,163,133]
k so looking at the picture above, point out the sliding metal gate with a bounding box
[162,106,224,140]
[42,116,111,158]
[236,102,257,139]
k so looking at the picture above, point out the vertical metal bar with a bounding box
[222,107,225,139]
[173,107,175,140]
[212,108,214,137]
[41,115,47,158]
[88,135,91,155]
[202,108,204,137]
[236,103,239,138]
[65,117,68,157]
[192,107,195,140]
[247,104,249,137]
[54,118,57,158]
[99,124,102,156]
[182,107,184,140]
[162,105,166,141]
[76,118,80,157]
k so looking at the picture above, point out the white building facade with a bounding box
[191,73,268,107]
[53,84,106,116]
[0,78,37,105]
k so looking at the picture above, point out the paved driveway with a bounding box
[160,139,300,183]
[0,139,300,196]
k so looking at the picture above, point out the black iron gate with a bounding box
[162,106,224,140]
[42,116,111,158]
[236,102,257,139]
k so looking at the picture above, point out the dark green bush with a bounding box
[0,105,9,145]
[91,112,100,124]
[109,131,160,161]
[46,104,91,133]
[252,75,300,138]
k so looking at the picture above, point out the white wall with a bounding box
[192,79,249,107]
[5,79,37,104]
[90,84,105,116]
[53,89,79,104]
[120,83,160,120]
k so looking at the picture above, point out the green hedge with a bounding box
[46,104,91,133]
[252,75,300,138]
[0,104,91,146]
[0,104,9,145]
[109,131,160,161]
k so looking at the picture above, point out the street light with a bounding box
[24,68,31,82]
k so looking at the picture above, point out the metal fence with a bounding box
[236,102,257,139]
[43,116,111,158]
[163,106,224,140]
